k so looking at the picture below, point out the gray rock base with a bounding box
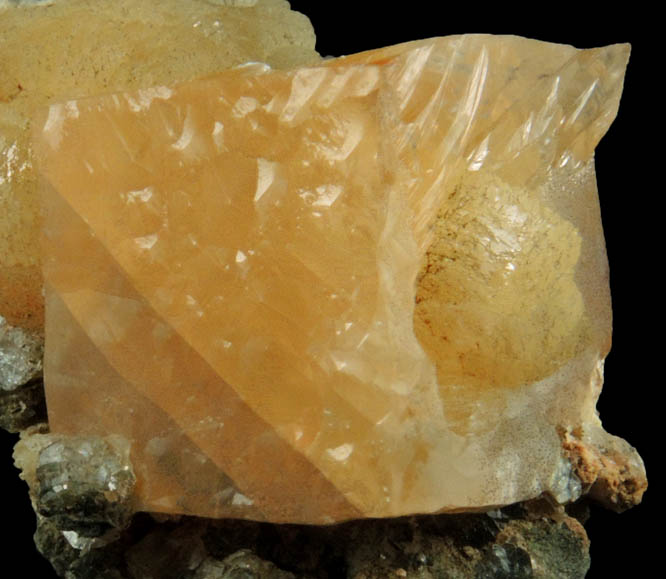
[33,498,590,579]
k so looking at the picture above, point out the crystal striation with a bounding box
[35,34,645,523]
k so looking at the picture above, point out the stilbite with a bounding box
[34,34,646,523]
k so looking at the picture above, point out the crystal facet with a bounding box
[35,35,644,523]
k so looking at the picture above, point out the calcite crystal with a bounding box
[35,34,645,524]
[0,0,318,333]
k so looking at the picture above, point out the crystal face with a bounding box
[35,35,636,523]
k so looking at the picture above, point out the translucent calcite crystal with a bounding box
[0,0,318,332]
[35,35,644,523]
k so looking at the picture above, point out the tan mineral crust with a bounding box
[30,23,647,525]
[0,0,318,333]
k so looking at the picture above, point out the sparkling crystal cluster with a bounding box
[34,34,645,523]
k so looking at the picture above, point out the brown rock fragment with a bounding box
[561,427,647,512]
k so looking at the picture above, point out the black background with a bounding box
[1,2,655,576]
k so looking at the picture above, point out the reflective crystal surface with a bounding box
[36,35,641,523]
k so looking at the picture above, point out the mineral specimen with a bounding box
[34,33,646,525]
[0,0,318,334]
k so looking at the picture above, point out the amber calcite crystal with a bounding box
[35,35,644,523]
[0,0,318,332]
